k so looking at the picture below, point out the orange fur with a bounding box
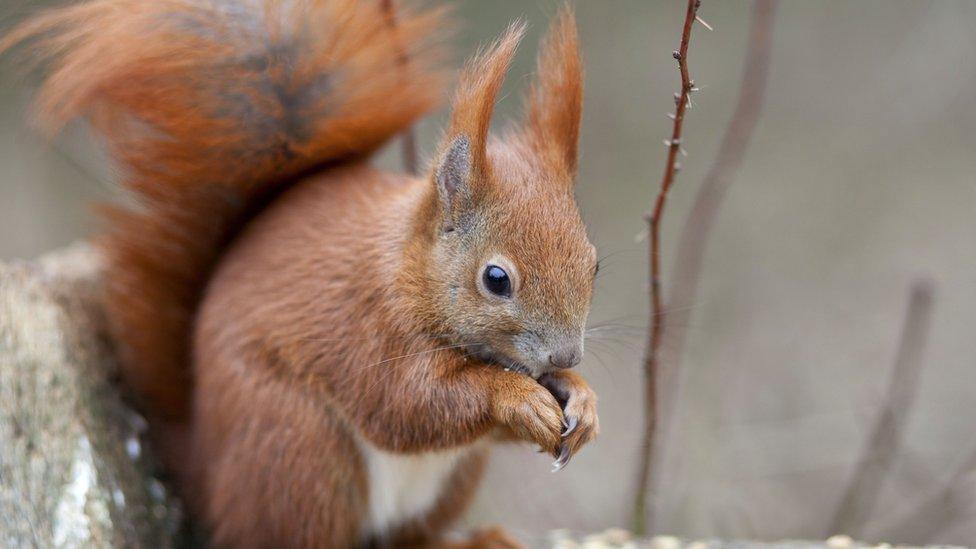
[4,2,598,546]
[523,9,584,177]
[447,22,525,175]
[2,0,448,421]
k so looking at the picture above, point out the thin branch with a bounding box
[632,0,700,536]
[381,0,420,175]
[828,279,936,537]
[652,0,778,506]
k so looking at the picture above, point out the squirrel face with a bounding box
[426,138,596,378]
[417,13,592,378]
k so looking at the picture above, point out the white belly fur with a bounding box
[356,435,472,538]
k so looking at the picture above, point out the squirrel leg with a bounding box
[194,364,367,548]
[384,449,515,548]
[351,363,565,457]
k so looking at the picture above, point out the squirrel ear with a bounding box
[435,135,472,231]
[443,20,525,176]
[522,6,583,179]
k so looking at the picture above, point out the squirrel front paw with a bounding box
[490,373,564,456]
[538,370,599,471]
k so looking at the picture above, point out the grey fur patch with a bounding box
[436,136,472,230]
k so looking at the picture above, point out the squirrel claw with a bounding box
[551,443,571,472]
[561,415,578,438]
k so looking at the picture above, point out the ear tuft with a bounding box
[446,20,526,173]
[524,6,583,178]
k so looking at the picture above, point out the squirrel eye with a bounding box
[482,265,512,298]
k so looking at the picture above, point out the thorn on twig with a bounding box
[634,228,649,244]
[666,113,676,120]
[695,15,713,31]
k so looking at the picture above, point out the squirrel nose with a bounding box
[548,346,582,370]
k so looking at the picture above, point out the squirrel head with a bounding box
[411,9,595,379]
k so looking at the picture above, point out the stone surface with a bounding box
[0,244,181,548]
[548,531,968,549]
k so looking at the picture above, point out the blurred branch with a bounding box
[381,0,420,175]
[651,0,778,518]
[632,0,701,536]
[828,279,936,537]
[880,446,976,543]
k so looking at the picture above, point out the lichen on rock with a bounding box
[0,244,181,548]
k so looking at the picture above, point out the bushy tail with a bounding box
[2,0,449,421]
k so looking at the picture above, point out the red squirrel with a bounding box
[4,0,600,546]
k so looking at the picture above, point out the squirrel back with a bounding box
[1,0,449,421]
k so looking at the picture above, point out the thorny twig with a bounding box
[632,0,701,536]
[381,0,420,175]
[653,0,778,507]
[828,279,936,537]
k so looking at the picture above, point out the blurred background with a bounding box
[2,0,976,546]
